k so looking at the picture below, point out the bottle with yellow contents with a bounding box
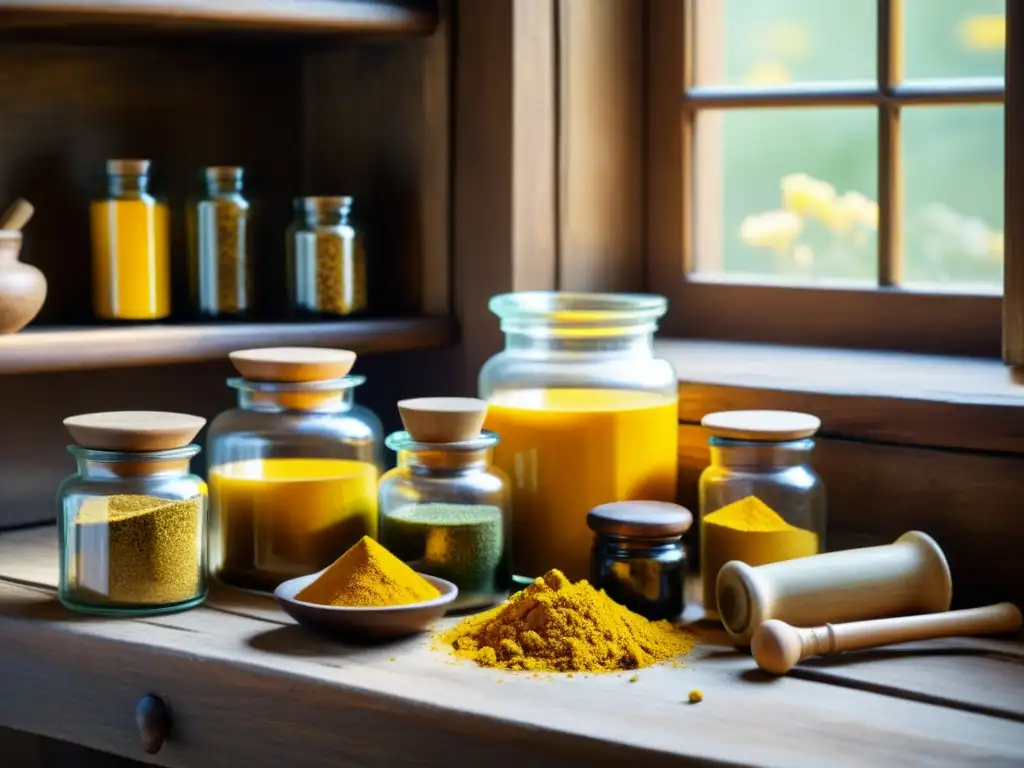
[90,159,170,321]
[479,292,680,583]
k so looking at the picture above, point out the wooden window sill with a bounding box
[0,526,1022,766]
[655,339,1024,454]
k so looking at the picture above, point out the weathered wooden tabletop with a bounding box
[0,526,1021,768]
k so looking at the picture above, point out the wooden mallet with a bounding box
[751,602,1023,676]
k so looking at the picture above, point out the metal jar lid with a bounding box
[587,501,693,539]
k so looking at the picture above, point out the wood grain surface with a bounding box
[0,527,1022,768]
[660,339,1024,453]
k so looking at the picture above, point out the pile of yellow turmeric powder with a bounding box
[438,569,698,672]
[700,496,819,609]
[296,536,440,607]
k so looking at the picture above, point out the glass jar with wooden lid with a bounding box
[206,347,383,592]
[57,411,209,616]
[698,410,826,620]
[378,398,511,611]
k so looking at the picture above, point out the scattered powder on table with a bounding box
[296,536,440,607]
[437,569,698,673]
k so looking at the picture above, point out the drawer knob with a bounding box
[135,694,171,754]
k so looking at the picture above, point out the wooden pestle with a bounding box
[716,531,953,645]
[0,198,34,231]
[752,602,1023,675]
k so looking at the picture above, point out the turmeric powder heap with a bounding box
[438,569,697,672]
[700,496,819,611]
[296,536,440,607]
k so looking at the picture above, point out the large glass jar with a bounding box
[287,195,367,317]
[379,430,511,611]
[188,166,253,318]
[698,410,826,619]
[58,413,208,616]
[479,291,679,583]
[206,349,383,592]
[90,159,170,321]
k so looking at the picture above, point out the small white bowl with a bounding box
[274,571,459,640]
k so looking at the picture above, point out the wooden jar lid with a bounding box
[397,397,488,443]
[587,501,693,538]
[229,347,357,382]
[64,411,206,452]
[701,410,821,442]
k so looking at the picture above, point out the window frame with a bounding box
[646,0,1014,358]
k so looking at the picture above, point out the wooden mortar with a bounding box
[716,531,953,646]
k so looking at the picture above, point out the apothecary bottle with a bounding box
[478,292,679,583]
[379,430,511,610]
[698,411,826,618]
[57,411,208,616]
[287,196,367,317]
[90,159,170,321]
[206,348,383,592]
[189,166,252,318]
[587,501,691,621]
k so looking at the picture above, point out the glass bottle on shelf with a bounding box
[57,411,209,616]
[286,196,367,317]
[188,166,252,318]
[698,410,826,619]
[378,398,511,611]
[478,292,679,584]
[89,159,170,321]
[206,347,383,593]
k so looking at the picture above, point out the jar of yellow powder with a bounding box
[206,347,383,592]
[698,410,826,620]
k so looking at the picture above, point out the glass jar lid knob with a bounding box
[587,501,693,539]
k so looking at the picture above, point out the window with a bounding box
[647,0,1013,357]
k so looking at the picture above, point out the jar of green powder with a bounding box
[379,398,511,611]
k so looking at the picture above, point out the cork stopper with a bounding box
[229,347,357,382]
[106,159,151,176]
[64,411,206,452]
[397,397,488,443]
[701,410,821,442]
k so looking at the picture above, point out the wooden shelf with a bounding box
[0,317,455,375]
[0,526,1022,766]
[0,0,438,38]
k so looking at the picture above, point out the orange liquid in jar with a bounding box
[90,199,170,320]
[485,388,679,581]
[208,457,378,592]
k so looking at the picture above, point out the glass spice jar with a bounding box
[206,347,383,592]
[287,196,367,317]
[57,411,209,616]
[188,166,253,318]
[379,429,512,611]
[587,501,691,621]
[478,291,679,583]
[90,159,170,321]
[698,410,826,619]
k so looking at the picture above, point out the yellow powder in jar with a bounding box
[69,494,203,607]
[296,536,440,607]
[437,569,698,673]
[700,496,819,611]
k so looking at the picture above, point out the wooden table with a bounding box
[0,526,1022,767]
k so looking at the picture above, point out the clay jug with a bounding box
[0,231,46,334]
